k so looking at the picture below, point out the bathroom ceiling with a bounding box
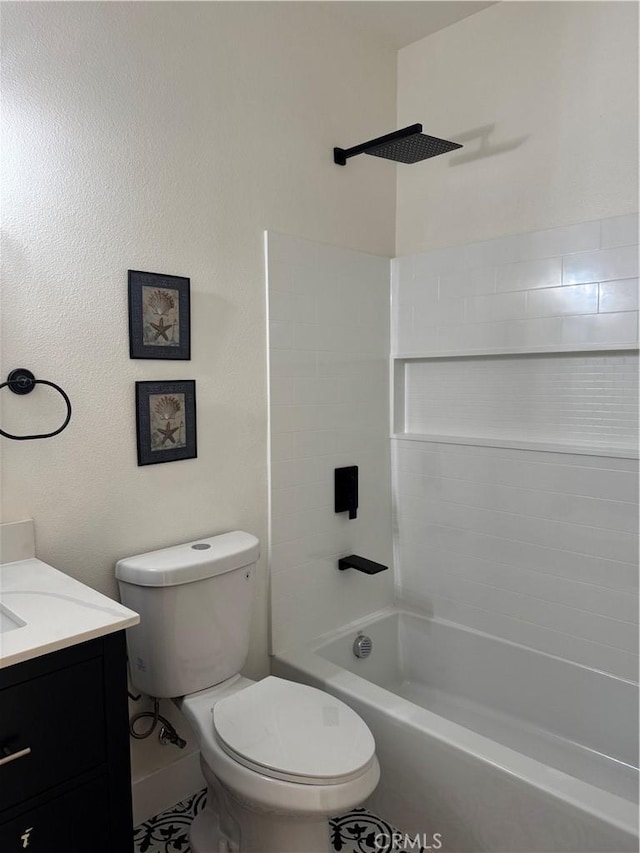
[315,1,497,50]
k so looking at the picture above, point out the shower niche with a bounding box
[392,350,639,458]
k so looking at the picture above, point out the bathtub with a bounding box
[273,608,639,853]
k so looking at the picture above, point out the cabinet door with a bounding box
[0,658,106,811]
[0,775,110,853]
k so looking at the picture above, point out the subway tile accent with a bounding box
[563,245,639,285]
[404,353,639,451]
[393,440,639,681]
[561,312,638,347]
[525,283,598,318]
[439,266,496,298]
[600,213,639,250]
[392,214,639,681]
[495,257,562,293]
[392,214,639,356]
[466,291,527,323]
[598,278,639,314]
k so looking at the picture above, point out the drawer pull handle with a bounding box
[0,746,31,766]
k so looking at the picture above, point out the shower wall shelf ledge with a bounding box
[390,433,639,460]
[392,342,639,360]
[391,347,639,462]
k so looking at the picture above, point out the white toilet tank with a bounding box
[116,531,259,698]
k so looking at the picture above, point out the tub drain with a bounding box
[353,633,372,659]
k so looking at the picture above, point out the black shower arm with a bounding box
[334,124,423,165]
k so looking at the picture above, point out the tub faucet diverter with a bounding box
[338,555,388,574]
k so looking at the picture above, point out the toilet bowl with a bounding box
[178,674,380,852]
[116,532,380,853]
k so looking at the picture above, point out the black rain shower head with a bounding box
[334,123,462,166]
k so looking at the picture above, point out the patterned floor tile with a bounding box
[133,790,206,852]
[133,792,420,853]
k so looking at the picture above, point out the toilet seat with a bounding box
[212,676,376,785]
[180,675,380,817]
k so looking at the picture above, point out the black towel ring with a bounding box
[0,368,72,440]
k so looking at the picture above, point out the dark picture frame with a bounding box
[135,380,197,466]
[128,270,191,360]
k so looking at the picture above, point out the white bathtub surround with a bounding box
[392,214,639,357]
[266,233,394,654]
[400,352,638,454]
[391,445,639,683]
[274,609,639,853]
[390,214,639,682]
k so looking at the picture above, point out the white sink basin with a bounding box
[0,603,25,633]
[0,556,138,668]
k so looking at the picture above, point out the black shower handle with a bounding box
[335,466,358,520]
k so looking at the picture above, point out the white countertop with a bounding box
[0,557,139,669]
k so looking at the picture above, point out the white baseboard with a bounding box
[132,748,206,826]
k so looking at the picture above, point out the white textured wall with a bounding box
[397,1,639,255]
[0,3,396,680]
[267,233,393,654]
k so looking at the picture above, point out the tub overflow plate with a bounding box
[353,633,372,659]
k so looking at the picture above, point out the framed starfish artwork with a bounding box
[128,269,191,359]
[135,380,197,465]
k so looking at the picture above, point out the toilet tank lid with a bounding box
[115,531,260,587]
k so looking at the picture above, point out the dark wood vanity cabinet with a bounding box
[0,632,133,852]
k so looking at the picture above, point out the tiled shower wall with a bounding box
[392,214,639,681]
[403,353,638,451]
[267,233,393,655]
[393,214,639,355]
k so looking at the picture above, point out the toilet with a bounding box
[116,531,379,853]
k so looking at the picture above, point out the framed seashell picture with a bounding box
[128,270,191,360]
[135,380,197,465]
